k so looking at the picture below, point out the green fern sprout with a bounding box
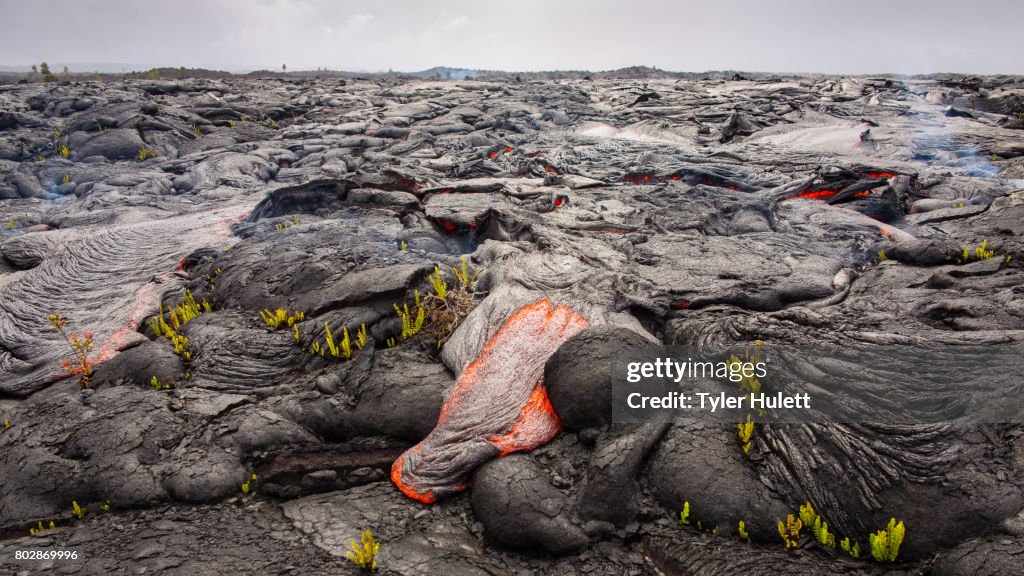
[869,517,905,562]
[679,501,691,525]
[72,500,86,519]
[429,266,448,300]
[813,516,836,548]
[778,515,802,549]
[341,326,353,359]
[59,144,70,158]
[355,324,368,349]
[738,520,749,540]
[841,536,861,559]
[799,500,817,528]
[737,414,754,456]
[191,123,203,136]
[453,256,479,288]
[394,292,425,339]
[325,322,340,358]
[346,529,380,570]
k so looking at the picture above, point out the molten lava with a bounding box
[391,299,589,504]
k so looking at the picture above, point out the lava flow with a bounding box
[391,298,589,504]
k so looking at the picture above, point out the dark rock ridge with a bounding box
[0,73,1023,574]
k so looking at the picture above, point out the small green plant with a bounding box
[738,520,749,541]
[241,473,257,495]
[799,500,817,528]
[100,500,111,512]
[841,536,861,559]
[324,322,353,360]
[386,337,396,348]
[191,123,203,136]
[737,414,754,456]
[260,308,304,330]
[346,529,380,570]
[72,500,86,519]
[62,174,70,184]
[29,520,57,535]
[6,221,13,230]
[680,501,691,525]
[878,250,888,262]
[400,240,407,250]
[356,319,368,348]
[205,268,221,289]
[3,418,9,429]
[453,256,479,288]
[46,313,95,389]
[422,257,481,346]
[59,144,70,158]
[728,340,764,415]
[869,517,905,562]
[394,291,425,340]
[150,376,173,391]
[429,266,448,300]
[960,239,995,263]
[778,514,802,549]
[137,147,158,161]
[149,291,211,361]
[275,215,301,231]
[812,516,836,549]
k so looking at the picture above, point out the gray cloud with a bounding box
[1,0,1021,73]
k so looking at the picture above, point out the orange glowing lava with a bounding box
[487,385,562,457]
[789,189,838,200]
[391,299,589,503]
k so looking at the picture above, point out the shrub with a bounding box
[45,313,95,389]
[422,257,480,346]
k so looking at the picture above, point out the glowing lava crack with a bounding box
[391,299,589,503]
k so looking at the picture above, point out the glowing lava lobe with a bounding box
[391,299,589,504]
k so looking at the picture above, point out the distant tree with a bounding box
[29,64,37,81]
[149,68,159,80]
[282,63,287,72]
[39,61,56,82]
[178,66,186,79]
[62,65,70,77]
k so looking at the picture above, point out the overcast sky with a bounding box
[2,0,1022,74]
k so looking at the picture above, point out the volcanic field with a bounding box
[1,72,1024,575]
